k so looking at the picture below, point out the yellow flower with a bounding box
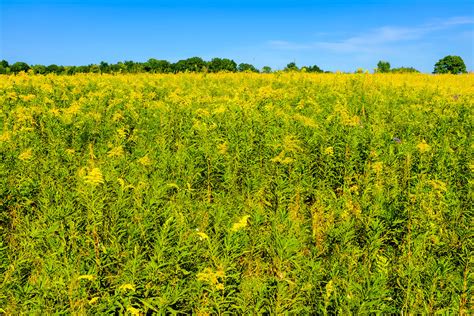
[0,131,12,142]
[294,114,317,128]
[77,274,95,281]
[107,146,124,158]
[324,147,334,156]
[282,135,302,153]
[231,215,250,232]
[372,161,383,173]
[83,168,104,186]
[126,306,141,316]
[64,103,81,116]
[18,149,33,161]
[271,136,301,164]
[417,140,431,153]
[195,108,211,117]
[325,280,334,301]
[196,231,209,241]
[217,142,228,155]
[428,180,447,192]
[197,267,225,290]
[20,94,36,102]
[119,283,136,292]
[16,107,33,124]
[138,155,152,166]
[117,178,126,188]
[112,112,124,122]
[49,108,61,116]
[349,185,359,195]
[116,127,127,139]
[271,151,294,164]
[212,105,226,114]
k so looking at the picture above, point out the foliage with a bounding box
[10,62,30,73]
[433,55,467,74]
[238,63,259,73]
[208,58,238,73]
[173,57,208,73]
[0,72,472,314]
[391,67,420,73]
[376,60,391,73]
[0,60,9,74]
[304,65,324,73]
[2,55,470,75]
[284,62,299,71]
[261,66,272,73]
[144,58,173,73]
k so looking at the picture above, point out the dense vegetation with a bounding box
[0,72,472,314]
[0,58,326,75]
[1,57,431,75]
[433,55,468,74]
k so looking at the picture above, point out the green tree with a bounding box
[433,55,467,74]
[262,66,272,73]
[76,65,91,73]
[238,63,259,72]
[305,65,323,73]
[90,64,101,73]
[10,62,30,73]
[376,60,391,73]
[123,60,137,73]
[284,62,299,71]
[0,60,8,74]
[46,64,60,74]
[32,65,47,74]
[156,60,172,73]
[65,66,77,75]
[144,58,172,73]
[208,58,237,72]
[173,57,207,73]
[110,62,125,73]
[99,61,110,73]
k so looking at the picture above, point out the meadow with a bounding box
[0,72,472,314]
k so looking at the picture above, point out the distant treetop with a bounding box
[433,55,467,74]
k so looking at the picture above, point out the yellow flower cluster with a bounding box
[83,167,104,186]
[417,140,431,153]
[231,215,250,232]
[197,267,225,290]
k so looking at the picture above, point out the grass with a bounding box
[0,72,473,314]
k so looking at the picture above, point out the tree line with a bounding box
[375,56,467,74]
[0,55,467,75]
[0,58,326,75]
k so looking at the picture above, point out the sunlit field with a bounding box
[0,72,472,314]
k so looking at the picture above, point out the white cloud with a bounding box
[440,16,474,26]
[267,16,474,54]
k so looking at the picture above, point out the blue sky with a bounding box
[1,0,473,72]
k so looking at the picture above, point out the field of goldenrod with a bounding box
[0,72,472,314]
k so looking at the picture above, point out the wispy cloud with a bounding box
[267,16,474,54]
[440,16,474,26]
